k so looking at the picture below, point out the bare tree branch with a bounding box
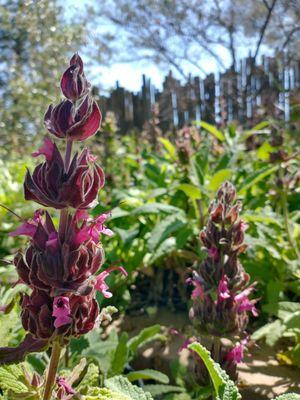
[254,0,278,61]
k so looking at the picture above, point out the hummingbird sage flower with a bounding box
[0,53,127,395]
[188,181,257,381]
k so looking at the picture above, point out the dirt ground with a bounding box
[112,307,300,399]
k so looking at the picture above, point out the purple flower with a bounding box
[235,288,258,316]
[52,297,72,328]
[25,139,105,209]
[32,137,55,161]
[217,275,231,301]
[60,53,89,101]
[207,246,219,261]
[21,290,55,339]
[13,212,104,294]
[44,95,101,141]
[225,338,248,363]
[9,210,44,238]
[95,266,128,298]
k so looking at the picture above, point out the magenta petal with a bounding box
[32,138,55,161]
[46,232,59,251]
[57,377,76,395]
[54,315,72,328]
[95,266,127,297]
[9,221,37,238]
[52,296,72,328]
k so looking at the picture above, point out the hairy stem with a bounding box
[43,341,62,400]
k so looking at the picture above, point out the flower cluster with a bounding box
[0,54,126,363]
[188,181,257,379]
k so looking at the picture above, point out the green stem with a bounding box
[43,341,62,400]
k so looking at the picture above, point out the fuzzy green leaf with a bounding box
[105,375,153,400]
[188,342,241,400]
[126,369,169,384]
[143,384,185,396]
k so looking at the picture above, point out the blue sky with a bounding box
[63,0,234,92]
[65,0,264,93]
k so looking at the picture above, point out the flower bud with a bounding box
[60,53,90,101]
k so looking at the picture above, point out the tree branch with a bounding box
[254,0,278,61]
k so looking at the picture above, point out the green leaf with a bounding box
[148,215,186,252]
[83,329,119,375]
[242,212,281,226]
[150,237,177,263]
[132,203,183,216]
[159,138,177,159]
[199,121,225,142]
[0,366,28,393]
[273,394,300,400]
[127,325,161,356]
[208,170,232,191]
[126,369,169,384]
[188,342,241,400]
[237,166,277,194]
[143,384,185,396]
[110,332,129,376]
[77,363,100,394]
[256,142,275,161]
[105,375,153,400]
[284,311,300,330]
[251,320,285,346]
[0,364,34,396]
[242,121,270,139]
[176,184,202,200]
[83,387,130,400]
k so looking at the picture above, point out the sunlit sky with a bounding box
[64,0,265,93]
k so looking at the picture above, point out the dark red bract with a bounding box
[44,95,101,141]
[60,53,89,101]
[25,139,104,209]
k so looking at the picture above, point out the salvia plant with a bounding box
[187,181,258,383]
[0,54,127,400]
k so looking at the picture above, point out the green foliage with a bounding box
[82,387,129,400]
[126,369,169,383]
[0,363,40,399]
[105,375,153,400]
[78,325,165,381]
[188,342,241,400]
[252,302,300,365]
[0,0,86,153]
